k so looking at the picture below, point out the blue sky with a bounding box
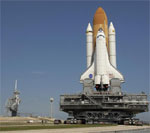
[1,1,149,120]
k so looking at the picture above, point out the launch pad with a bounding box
[60,7,149,124]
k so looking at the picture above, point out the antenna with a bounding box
[15,80,17,91]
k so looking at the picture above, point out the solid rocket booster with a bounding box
[109,22,117,68]
[86,23,93,68]
[93,7,109,52]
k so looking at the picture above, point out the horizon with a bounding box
[1,1,150,121]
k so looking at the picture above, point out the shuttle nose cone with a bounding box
[99,28,103,32]
[98,28,104,34]
[97,28,105,38]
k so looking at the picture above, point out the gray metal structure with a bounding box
[6,80,21,117]
[60,78,149,124]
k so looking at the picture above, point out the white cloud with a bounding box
[31,71,45,75]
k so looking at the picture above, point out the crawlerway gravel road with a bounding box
[1,125,150,133]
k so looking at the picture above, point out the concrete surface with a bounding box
[1,125,150,133]
[0,117,54,123]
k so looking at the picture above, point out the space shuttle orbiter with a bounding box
[80,7,124,90]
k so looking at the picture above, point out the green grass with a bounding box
[0,124,116,131]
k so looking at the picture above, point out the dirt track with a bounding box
[1,125,150,133]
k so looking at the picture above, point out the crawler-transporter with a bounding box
[60,78,148,123]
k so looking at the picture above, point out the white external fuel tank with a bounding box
[109,22,117,68]
[86,23,93,68]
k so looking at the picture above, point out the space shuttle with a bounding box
[80,7,124,90]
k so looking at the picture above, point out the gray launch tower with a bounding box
[6,80,21,117]
[60,7,149,124]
